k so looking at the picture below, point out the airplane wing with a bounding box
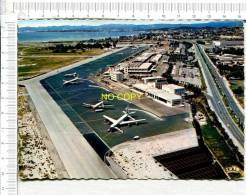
[103,115,117,124]
[82,103,92,108]
[127,115,135,121]
[113,126,123,133]
[94,101,103,108]
[120,119,145,125]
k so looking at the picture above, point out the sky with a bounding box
[18,19,213,28]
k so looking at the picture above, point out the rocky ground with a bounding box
[18,86,58,179]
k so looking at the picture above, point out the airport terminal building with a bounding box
[133,83,183,107]
[162,84,185,96]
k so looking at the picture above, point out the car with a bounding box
[133,136,140,140]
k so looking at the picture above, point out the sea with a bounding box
[18,31,142,43]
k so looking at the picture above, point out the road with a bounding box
[195,44,244,153]
[197,45,244,125]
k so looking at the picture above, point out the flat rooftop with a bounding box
[139,62,153,69]
[134,52,154,62]
[133,83,182,101]
[162,84,185,90]
[155,146,227,179]
[151,54,162,62]
[142,76,163,81]
[110,128,199,179]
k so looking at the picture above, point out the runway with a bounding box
[18,50,131,179]
[24,78,116,179]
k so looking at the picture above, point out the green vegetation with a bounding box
[18,43,106,79]
[49,39,117,53]
[217,64,244,80]
[201,124,238,167]
[19,56,86,77]
[191,93,243,179]
[223,47,244,55]
[162,64,173,82]
[201,123,243,179]
[229,80,244,108]
[196,40,205,45]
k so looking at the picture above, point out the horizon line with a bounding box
[18,20,242,28]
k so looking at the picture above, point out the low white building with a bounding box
[212,40,244,48]
[162,84,185,96]
[133,83,183,107]
[118,62,129,71]
[212,41,221,48]
[127,63,153,75]
[150,54,162,63]
[142,76,167,89]
[134,52,154,63]
[110,71,124,81]
[142,76,163,84]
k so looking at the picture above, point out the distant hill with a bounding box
[18,21,243,33]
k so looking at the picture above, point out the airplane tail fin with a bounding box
[125,104,130,114]
[124,105,135,115]
[82,103,91,108]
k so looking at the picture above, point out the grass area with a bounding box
[201,124,239,167]
[18,56,86,77]
[194,94,243,179]
[18,43,106,79]
[229,80,244,108]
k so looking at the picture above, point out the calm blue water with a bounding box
[18,31,141,43]
[41,47,191,148]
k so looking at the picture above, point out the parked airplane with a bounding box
[63,75,84,85]
[103,108,146,133]
[64,72,77,77]
[83,101,113,112]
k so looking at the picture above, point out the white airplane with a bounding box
[103,108,146,133]
[83,101,113,112]
[64,72,77,77]
[63,75,84,85]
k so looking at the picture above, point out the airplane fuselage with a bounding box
[110,113,128,129]
[92,101,104,109]
[103,109,146,133]
[63,76,82,85]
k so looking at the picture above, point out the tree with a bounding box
[232,86,243,95]
[112,40,118,48]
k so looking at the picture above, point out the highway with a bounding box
[195,44,244,152]
[197,45,244,125]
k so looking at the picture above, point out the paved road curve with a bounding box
[195,44,244,152]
